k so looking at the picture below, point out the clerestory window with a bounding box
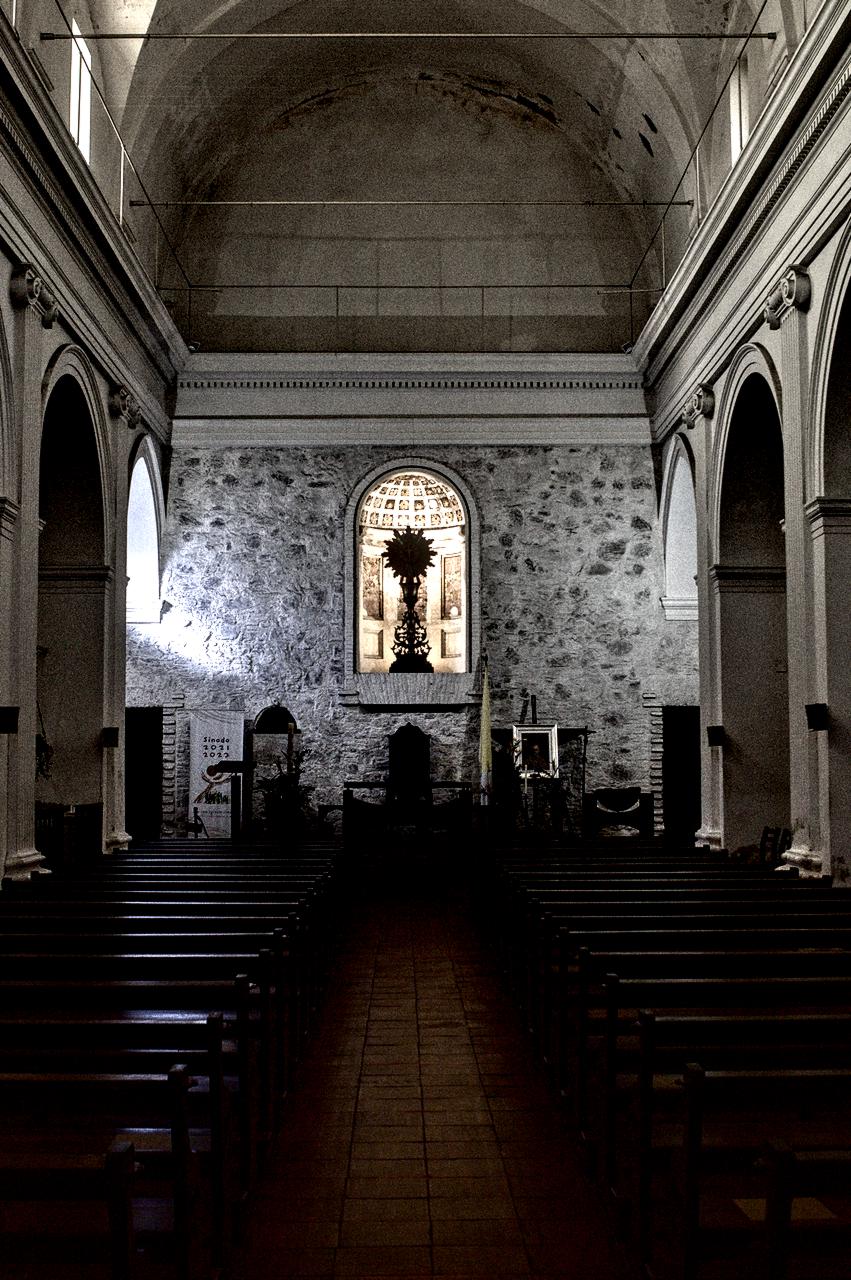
[70,19,92,163]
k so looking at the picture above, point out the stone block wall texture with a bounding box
[126,444,699,830]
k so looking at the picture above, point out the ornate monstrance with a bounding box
[383,526,435,673]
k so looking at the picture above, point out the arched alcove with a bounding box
[357,469,468,675]
[343,458,480,707]
[714,369,789,852]
[37,373,109,837]
[126,442,163,623]
[661,437,698,620]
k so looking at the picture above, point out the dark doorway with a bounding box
[662,706,701,843]
[125,707,163,842]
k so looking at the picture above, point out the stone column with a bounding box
[103,388,141,853]
[4,263,58,881]
[682,386,721,849]
[764,265,820,870]
[807,497,851,882]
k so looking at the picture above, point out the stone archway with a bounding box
[714,371,790,853]
[36,374,109,859]
[809,263,851,880]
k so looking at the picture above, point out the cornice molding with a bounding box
[640,2,851,402]
[173,418,652,448]
[709,565,787,593]
[9,260,58,328]
[174,355,650,446]
[0,27,184,415]
[38,564,114,592]
[178,374,644,394]
[764,265,812,329]
[806,495,851,534]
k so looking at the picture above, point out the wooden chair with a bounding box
[343,724,471,846]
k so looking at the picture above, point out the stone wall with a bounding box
[126,443,698,831]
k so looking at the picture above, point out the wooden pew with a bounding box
[630,1012,851,1268]
[668,1065,851,1280]
[0,1064,206,1280]
[761,1141,851,1280]
[0,1140,136,1280]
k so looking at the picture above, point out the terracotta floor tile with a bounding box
[234,875,640,1280]
[433,1245,531,1275]
[333,1245,432,1275]
[431,1217,525,1245]
[429,1195,516,1220]
[342,1198,430,1222]
[340,1219,431,1246]
[345,1175,429,1198]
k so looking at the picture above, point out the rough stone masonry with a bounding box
[126,443,698,831]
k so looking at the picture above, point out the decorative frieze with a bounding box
[9,262,59,329]
[764,265,811,329]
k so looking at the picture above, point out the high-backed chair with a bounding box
[343,724,471,847]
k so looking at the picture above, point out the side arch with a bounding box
[0,306,15,500]
[808,214,851,498]
[660,432,698,619]
[40,345,114,561]
[126,434,166,622]
[709,342,783,561]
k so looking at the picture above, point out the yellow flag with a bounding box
[479,661,492,805]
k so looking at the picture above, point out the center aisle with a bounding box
[235,872,638,1279]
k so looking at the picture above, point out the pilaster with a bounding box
[3,262,57,882]
[763,265,819,869]
[105,413,137,853]
[681,385,721,849]
[807,497,851,881]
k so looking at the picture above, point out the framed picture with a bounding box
[513,724,559,778]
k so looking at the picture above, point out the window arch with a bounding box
[661,436,698,620]
[126,443,163,623]
[343,459,481,707]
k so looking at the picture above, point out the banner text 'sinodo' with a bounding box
[188,708,244,836]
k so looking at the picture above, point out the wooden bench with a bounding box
[0,1064,207,1280]
[0,1139,136,1280]
[669,1065,851,1280]
[761,1141,851,1280]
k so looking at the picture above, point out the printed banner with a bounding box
[188,707,244,836]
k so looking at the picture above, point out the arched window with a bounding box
[343,460,480,707]
[126,450,162,623]
[357,470,468,673]
[661,440,698,620]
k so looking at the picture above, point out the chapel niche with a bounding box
[357,470,467,673]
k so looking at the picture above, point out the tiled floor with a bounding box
[235,870,638,1278]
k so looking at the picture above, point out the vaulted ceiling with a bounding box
[74,0,801,351]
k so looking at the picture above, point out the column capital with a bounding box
[681,383,715,427]
[9,262,58,329]
[108,384,142,429]
[764,265,811,330]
